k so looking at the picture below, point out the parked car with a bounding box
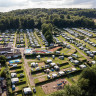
[33,87,36,93]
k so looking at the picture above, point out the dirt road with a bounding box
[20,48,35,86]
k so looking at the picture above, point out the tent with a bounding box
[58,71,65,76]
[23,87,32,95]
[71,68,77,71]
[47,59,52,63]
[68,56,73,60]
[54,65,59,71]
[91,61,96,64]
[50,63,56,66]
[31,62,38,67]
[73,60,79,64]
[11,73,17,78]
[79,64,86,69]
[11,78,19,84]
[52,74,57,78]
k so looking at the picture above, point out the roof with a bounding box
[47,59,52,62]
[58,71,64,74]
[52,74,57,77]
[79,64,86,68]
[11,78,19,84]
[0,47,11,52]
[23,87,32,94]
[11,73,17,78]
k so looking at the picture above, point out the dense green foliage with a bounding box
[0,55,6,66]
[0,8,96,30]
[42,23,53,43]
[49,65,96,96]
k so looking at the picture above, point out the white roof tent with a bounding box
[11,73,17,78]
[11,78,19,84]
[47,59,52,63]
[91,61,96,64]
[52,74,57,78]
[79,64,87,69]
[71,68,77,71]
[23,87,32,95]
[50,63,56,66]
[58,71,65,76]
[31,62,38,67]
[54,65,60,71]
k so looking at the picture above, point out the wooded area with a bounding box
[0,8,96,30]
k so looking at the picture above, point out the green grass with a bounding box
[66,71,81,84]
[90,38,96,44]
[60,63,72,70]
[60,48,76,55]
[33,86,46,96]
[0,67,6,75]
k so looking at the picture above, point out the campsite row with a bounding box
[26,29,41,48]
[0,31,15,48]
[60,30,96,58]
[16,32,25,48]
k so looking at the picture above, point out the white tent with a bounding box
[91,61,96,64]
[13,64,17,68]
[23,87,32,95]
[71,68,77,71]
[52,74,57,78]
[50,63,56,66]
[73,60,79,64]
[31,62,38,67]
[11,78,19,84]
[79,64,86,69]
[72,54,78,58]
[47,59,52,63]
[54,65,59,71]
[59,56,64,60]
[58,71,65,76]
[55,51,60,54]
[11,73,17,78]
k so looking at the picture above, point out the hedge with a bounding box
[35,69,82,86]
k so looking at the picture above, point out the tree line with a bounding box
[0,8,96,30]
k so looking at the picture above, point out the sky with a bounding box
[0,0,96,12]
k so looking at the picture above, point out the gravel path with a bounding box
[20,48,35,86]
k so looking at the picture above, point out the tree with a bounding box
[0,55,6,66]
[49,65,96,96]
[78,65,96,96]
[42,23,53,44]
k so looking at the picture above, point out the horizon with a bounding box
[1,8,96,13]
[0,0,96,12]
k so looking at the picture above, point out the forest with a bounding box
[0,8,96,30]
